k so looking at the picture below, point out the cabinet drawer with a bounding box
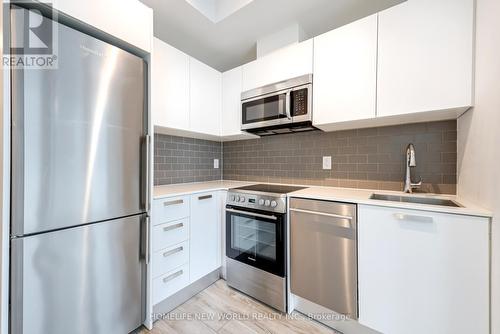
[153,196,190,225]
[153,264,190,305]
[153,240,189,278]
[153,218,189,250]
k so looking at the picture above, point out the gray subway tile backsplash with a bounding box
[222,120,457,194]
[154,134,222,185]
[154,120,457,194]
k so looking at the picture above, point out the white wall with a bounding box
[457,0,500,333]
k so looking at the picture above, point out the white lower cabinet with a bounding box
[358,205,489,334]
[152,240,189,279]
[219,191,228,279]
[152,218,189,250]
[153,264,190,305]
[189,191,221,282]
[152,195,190,225]
[151,191,222,306]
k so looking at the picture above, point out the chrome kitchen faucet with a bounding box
[403,143,422,193]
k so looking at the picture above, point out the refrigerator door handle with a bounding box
[141,134,151,212]
[140,215,150,264]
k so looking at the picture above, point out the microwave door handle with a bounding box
[285,90,292,120]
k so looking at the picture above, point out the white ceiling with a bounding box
[140,0,404,72]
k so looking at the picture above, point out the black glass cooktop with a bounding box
[233,184,307,194]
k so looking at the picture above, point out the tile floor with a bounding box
[140,280,339,334]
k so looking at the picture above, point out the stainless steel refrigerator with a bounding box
[9,7,149,334]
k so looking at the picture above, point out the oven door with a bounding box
[241,89,292,130]
[226,206,285,277]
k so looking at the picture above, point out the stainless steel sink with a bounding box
[369,193,462,207]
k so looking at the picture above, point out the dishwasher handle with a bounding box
[290,208,354,229]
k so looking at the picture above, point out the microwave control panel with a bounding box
[291,88,308,116]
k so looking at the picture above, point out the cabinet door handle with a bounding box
[394,213,433,223]
[162,270,183,283]
[198,194,212,200]
[163,246,183,258]
[163,199,183,206]
[163,222,183,232]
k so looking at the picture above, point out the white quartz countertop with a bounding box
[153,180,254,198]
[153,180,492,218]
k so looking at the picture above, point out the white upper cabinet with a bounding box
[377,0,474,117]
[152,39,222,138]
[189,58,222,137]
[313,14,378,130]
[221,67,243,137]
[221,67,257,140]
[358,205,489,334]
[152,38,190,131]
[242,39,313,92]
[56,0,153,52]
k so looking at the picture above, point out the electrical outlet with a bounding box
[322,156,332,170]
[214,159,219,169]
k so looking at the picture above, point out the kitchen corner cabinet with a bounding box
[358,205,489,334]
[152,38,190,131]
[242,39,313,92]
[313,14,377,130]
[376,0,474,117]
[221,67,257,140]
[221,66,243,137]
[152,39,221,138]
[190,59,222,137]
[189,191,221,282]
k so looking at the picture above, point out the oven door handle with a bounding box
[226,208,278,221]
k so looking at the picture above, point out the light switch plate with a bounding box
[322,156,332,170]
[214,159,219,169]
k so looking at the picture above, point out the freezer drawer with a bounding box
[10,215,146,334]
[290,198,358,319]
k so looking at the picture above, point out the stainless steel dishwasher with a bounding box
[290,198,358,319]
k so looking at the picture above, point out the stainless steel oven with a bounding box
[224,184,306,312]
[241,74,314,136]
[226,206,286,277]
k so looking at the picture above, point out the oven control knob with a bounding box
[270,200,277,208]
[264,200,271,206]
[240,196,245,202]
[230,195,235,201]
[235,196,240,202]
[258,199,265,205]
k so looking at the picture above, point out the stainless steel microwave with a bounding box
[241,74,314,136]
